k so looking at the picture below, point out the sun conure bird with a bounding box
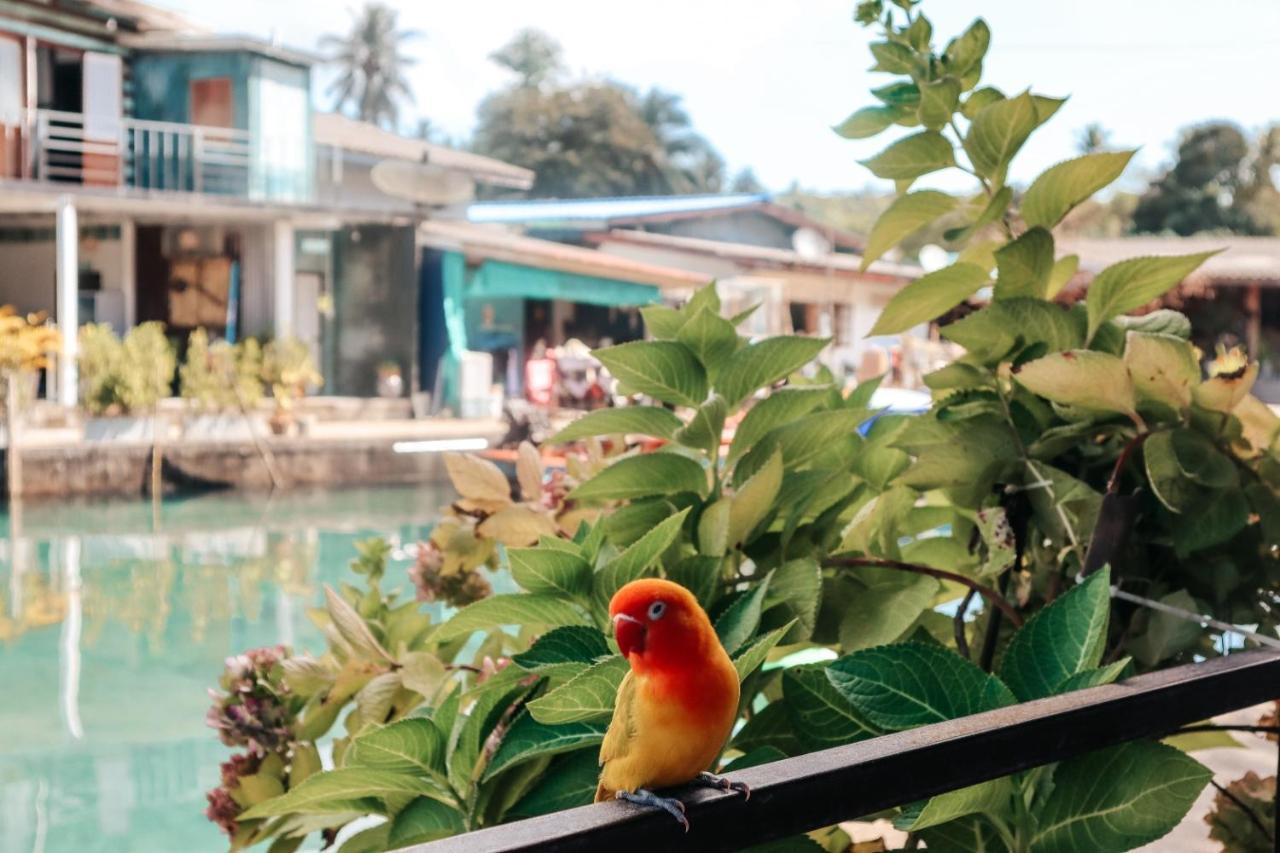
[595,578,749,830]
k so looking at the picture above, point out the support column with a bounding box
[1244,283,1262,358]
[120,219,136,329]
[55,196,78,407]
[273,219,295,340]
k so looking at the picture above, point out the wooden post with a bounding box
[1244,282,1262,358]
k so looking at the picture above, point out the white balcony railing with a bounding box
[31,108,253,196]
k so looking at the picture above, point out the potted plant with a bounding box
[179,329,265,441]
[79,322,175,441]
[0,306,59,499]
[376,360,403,399]
[261,338,321,436]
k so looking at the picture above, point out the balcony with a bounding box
[2,109,310,203]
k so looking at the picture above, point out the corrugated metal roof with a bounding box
[467,193,771,225]
[314,114,534,190]
[418,221,710,291]
[1058,236,1280,286]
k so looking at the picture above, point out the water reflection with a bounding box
[0,486,447,853]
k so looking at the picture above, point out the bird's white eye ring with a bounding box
[647,601,667,621]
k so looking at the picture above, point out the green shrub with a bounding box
[262,337,321,412]
[78,322,175,415]
[179,329,264,411]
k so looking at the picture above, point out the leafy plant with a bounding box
[180,329,264,411]
[262,338,322,414]
[204,2,1280,851]
[78,321,176,415]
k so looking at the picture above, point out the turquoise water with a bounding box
[0,486,451,853]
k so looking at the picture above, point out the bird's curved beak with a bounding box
[613,613,646,658]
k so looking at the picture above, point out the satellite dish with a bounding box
[371,160,476,206]
[917,244,949,272]
[791,226,833,260]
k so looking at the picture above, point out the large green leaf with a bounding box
[870,40,916,74]
[732,700,802,756]
[919,78,962,130]
[1123,332,1199,411]
[435,594,588,642]
[964,92,1039,182]
[1172,488,1249,557]
[837,568,939,652]
[550,407,684,444]
[675,396,728,454]
[508,548,592,598]
[1143,430,1198,513]
[782,664,879,750]
[1127,590,1205,666]
[942,186,1011,244]
[763,557,823,642]
[897,778,1013,832]
[570,453,707,502]
[388,797,465,847]
[943,18,990,76]
[732,621,793,681]
[869,263,989,336]
[728,386,831,464]
[919,815,1007,853]
[602,499,676,548]
[834,105,903,139]
[677,307,740,377]
[1014,350,1137,418]
[240,769,447,819]
[593,340,708,407]
[714,572,773,654]
[716,336,831,408]
[527,655,628,725]
[512,625,610,671]
[482,714,606,781]
[728,447,783,546]
[942,298,1082,363]
[640,304,686,339]
[999,567,1110,702]
[993,226,1054,300]
[861,131,956,180]
[507,749,600,818]
[862,191,959,270]
[1022,151,1137,228]
[1029,742,1211,853]
[826,642,1016,730]
[593,507,691,606]
[1054,658,1131,693]
[1085,252,1219,341]
[345,718,446,776]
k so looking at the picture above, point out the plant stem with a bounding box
[1106,431,1151,494]
[1209,779,1275,846]
[825,556,1023,627]
[954,587,976,660]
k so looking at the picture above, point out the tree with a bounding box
[321,3,419,129]
[1076,122,1111,154]
[1131,122,1269,235]
[489,28,564,89]
[730,167,766,193]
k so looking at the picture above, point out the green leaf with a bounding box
[943,18,990,76]
[716,336,830,408]
[1124,333,1199,412]
[862,191,959,270]
[388,797,465,847]
[993,227,1054,300]
[602,499,675,549]
[826,642,1016,730]
[697,498,731,557]
[764,409,866,472]
[732,700,802,756]
[870,40,916,73]
[999,567,1110,702]
[482,714,606,781]
[240,769,447,819]
[665,554,721,609]
[906,13,932,50]
[570,453,707,502]
[508,548,591,598]
[1116,309,1191,340]
[507,749,600,818]
[942,186,1011,244]
[782,664,880,750]
[1029,742,1211,853]
[1045,254,1079,299]
[527,655,628,724]
[345,718,445,775]
[594,507,691,602]
[1085,252,1220,342]
[763,558,823,643]
[1165,428,1238,488]
[733,621,793,681]
[861,131,956,181]
[960,86,1004,119]
[715,572,773,654]
[1022,151,1137,229]
[1054,658,1131,694]
[640,305,686,339]
[593,340,708,407]
[942,298,1082,363]
[919,816,1007,853]
[1173,488,1249,556]
[964,91,1039,182]
[436,594,589,642]
[324,586,392,662]
[837,567,939,651]
[872,80,921,107]
[728,447,783,546]
[869,263,990,336]
[728,386,831,463]
[677,307,740,377]
[834,105,903,139]
[919,78,962,130]
[1128,590,1205,665]
[1143,430,1198,513]
[512,625,610,671]
[550,407,684,444]
[1014,350,1137,418]
[898,778,1013,831]
[675,396,728,455]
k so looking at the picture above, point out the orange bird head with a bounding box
[609,578,715,671]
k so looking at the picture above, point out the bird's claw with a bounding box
[617,789,690,832]
[696,771,751,801]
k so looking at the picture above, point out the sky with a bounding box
[156,0,1280,196]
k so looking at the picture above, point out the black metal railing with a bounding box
[408,650,1280,853]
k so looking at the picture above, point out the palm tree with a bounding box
[638,88,725,193]
[322,3,419,129]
